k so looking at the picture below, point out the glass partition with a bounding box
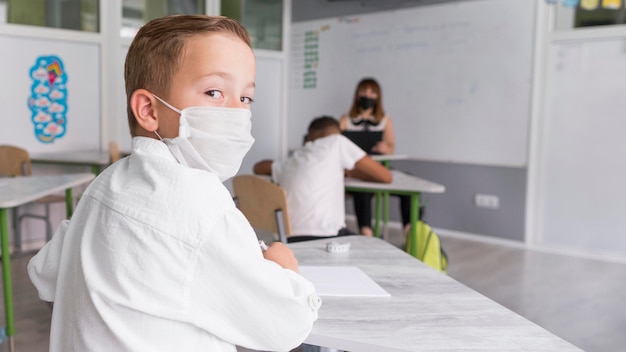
[0,0,99,32]
[121,0,205,38]
[222,0,283,51]
[554,1,626,30]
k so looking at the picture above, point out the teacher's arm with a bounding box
[372,116,396,155]
[339,114,349,131]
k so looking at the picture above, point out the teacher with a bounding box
[339,77,412,237]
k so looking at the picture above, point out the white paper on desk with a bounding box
[299,266,390,297]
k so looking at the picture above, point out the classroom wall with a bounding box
[292,0,530,242]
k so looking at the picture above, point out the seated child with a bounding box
[28,15,320,352]
[254,116,392,242]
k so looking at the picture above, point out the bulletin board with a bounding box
[0,35,100,153]
[289,0,534,167]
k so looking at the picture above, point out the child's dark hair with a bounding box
[304,116,341,142]
[308,116,340,135]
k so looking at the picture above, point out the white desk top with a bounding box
[31,150,111,166]
[290,236,580,352]
[345,170,445,194]
[370,154,410,162]
[0,173,95,208]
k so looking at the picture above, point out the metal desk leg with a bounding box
[382,191,390,240]
[0,209,16,352]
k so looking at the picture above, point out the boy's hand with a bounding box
[263,242,299,273]
[371,140,392,155]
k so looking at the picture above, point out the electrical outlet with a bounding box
[474,194,499,209]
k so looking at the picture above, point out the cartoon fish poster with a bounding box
[27,55,68,143]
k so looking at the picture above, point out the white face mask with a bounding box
[152,95,255,182]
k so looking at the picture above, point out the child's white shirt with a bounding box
[28,137,320,352]
[272,134,365,236]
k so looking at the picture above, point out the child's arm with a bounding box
[253,160,273,175]
[348,156,392,183]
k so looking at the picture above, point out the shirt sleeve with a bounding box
[337,134,367,170]
[186,209,320,352]
[27,219,71,302]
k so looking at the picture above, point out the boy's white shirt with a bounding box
[28,137,320,352]
[272,134,366,236]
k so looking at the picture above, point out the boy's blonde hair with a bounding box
[124,15,251,136]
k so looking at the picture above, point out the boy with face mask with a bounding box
[28,15,320,352]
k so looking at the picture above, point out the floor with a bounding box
[3,225,626,352]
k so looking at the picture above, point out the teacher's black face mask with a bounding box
[358,96,377,111]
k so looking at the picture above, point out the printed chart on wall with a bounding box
[289,0,534,166]
[0,35,100,153]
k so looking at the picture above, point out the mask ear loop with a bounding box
[151,94,181,142]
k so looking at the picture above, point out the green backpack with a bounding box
[405,221,449,273]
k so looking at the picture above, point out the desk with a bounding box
[290,236,580,351]
[31,150,111,175]
[370,153,409,164]
[0,173,95,352]
[345,170,444,258]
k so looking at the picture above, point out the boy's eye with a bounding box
[205,90,223,99]
[240,96,254,104]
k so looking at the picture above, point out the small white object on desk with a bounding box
[325,241,350,253]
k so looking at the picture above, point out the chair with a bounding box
[0,145,65,251]
[109,141,121,164]
[232,175,291,244]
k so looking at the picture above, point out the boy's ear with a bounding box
[130,89,159,133]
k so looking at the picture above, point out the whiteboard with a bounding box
[288,0,534,166]
[0,35,100,153]
[540,39,626,253]
[240,55,283,174]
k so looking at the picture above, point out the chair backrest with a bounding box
[232,175,291,243]
[109,141,121,163]
[0,145,32,177]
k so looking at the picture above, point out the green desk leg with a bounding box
[65,188,74,219]
[383,191,390,238]
[0,208,16,352]
[374,191,382,238]
[405,193,421,259]
[91,164,100,175]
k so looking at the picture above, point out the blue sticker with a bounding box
[27,56,68,143]
[562,0,580,7]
